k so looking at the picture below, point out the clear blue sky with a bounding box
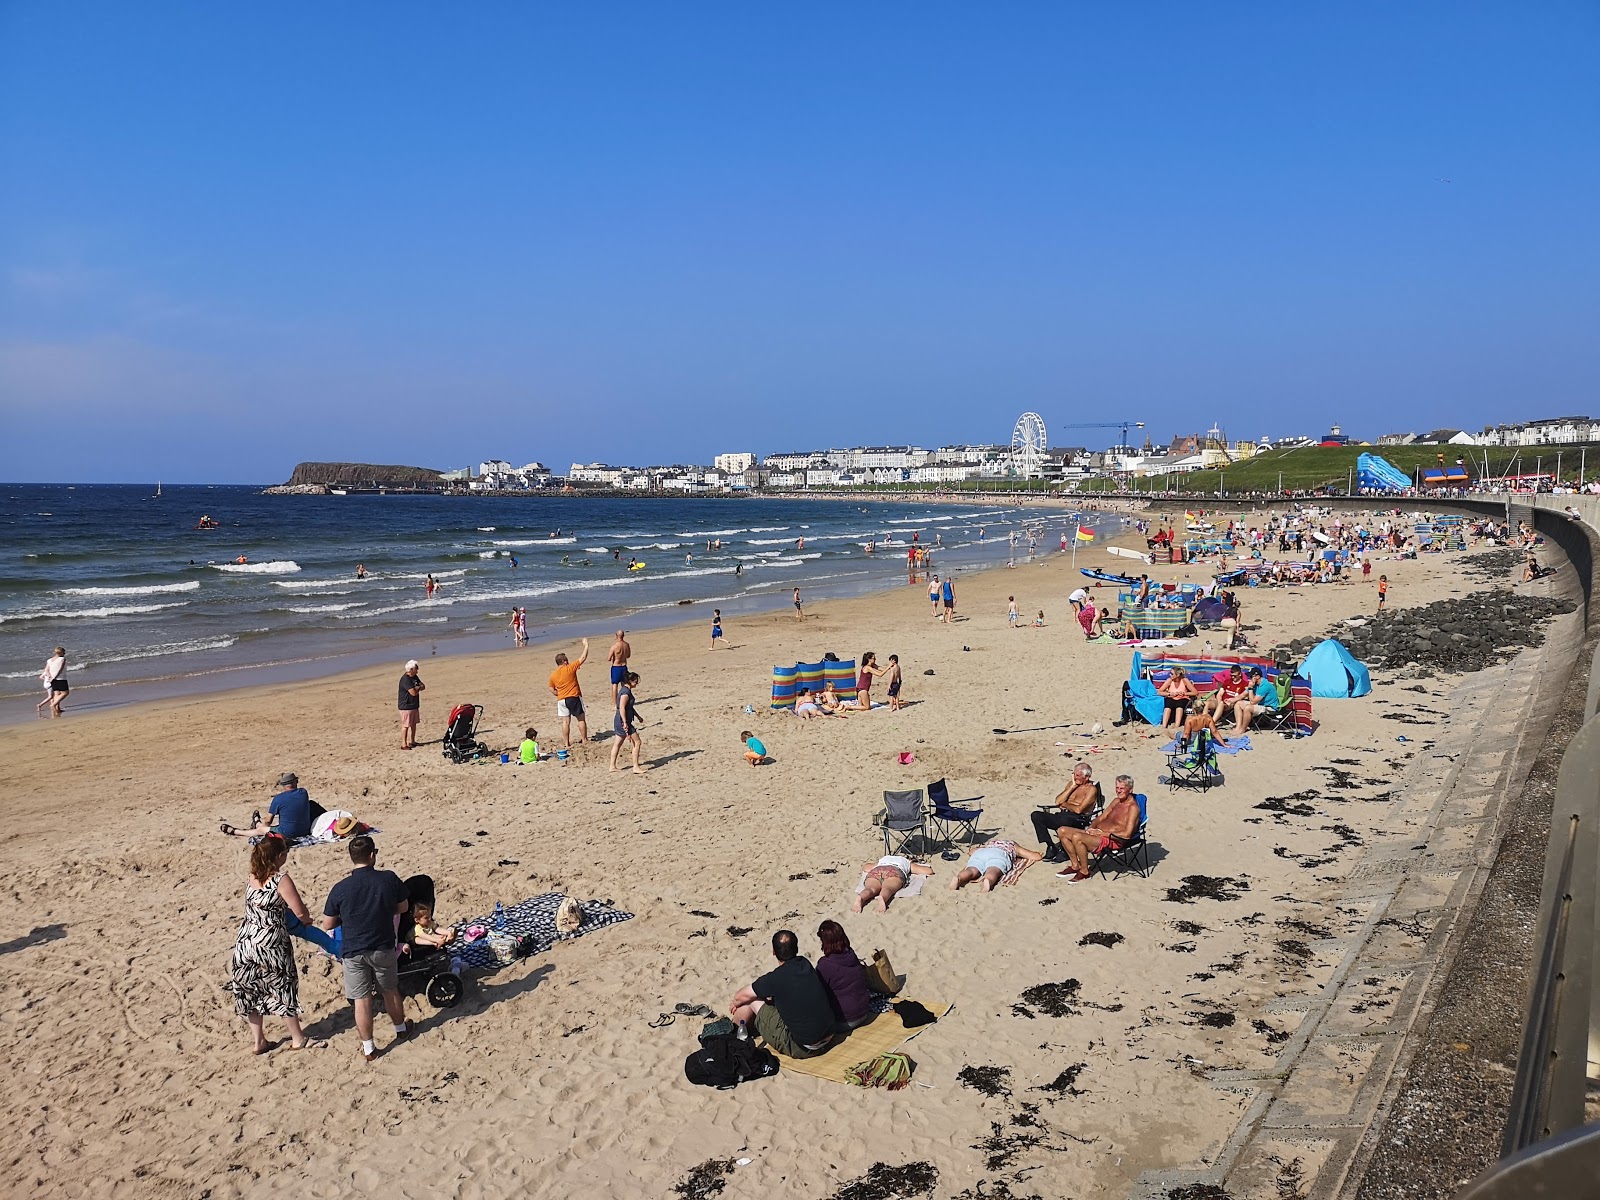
[2,4,1596,482]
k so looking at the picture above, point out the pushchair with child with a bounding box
[397,874,464,1008]
[442,703,489,764]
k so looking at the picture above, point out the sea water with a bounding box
[0,485,1105,716]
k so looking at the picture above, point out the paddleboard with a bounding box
[629,563,647,571]
[1080,568,1138,585]
[1107,546,1155,564]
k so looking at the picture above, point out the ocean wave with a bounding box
[747,526,789,533]
[676,528,744,537]
[0,661,87,679]
[286,602,367,613]
[0,601,190,624]
[624,542,683,551]
[273,578,358,589]
[491,537,576,546]
[59,581,201,597]
[414,616,448,623]
[745,538,797,545]
[84,636,238,666]
[584,546,610,553]
[281,588,356,597]
[213,560,301,574]
[477,527,496,532]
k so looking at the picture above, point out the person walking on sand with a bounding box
[709,608,723,650]
[793,588,804,622]
[37,646,68,718]
[319,836,409,1063]
[607,630,631,702]
[1008,596,1019,626]
[549,638,590,750]
[610,671,645,775]
[397,660,425,749]
[928,575,941,619]
[1377,575,1389,612]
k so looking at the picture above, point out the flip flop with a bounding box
[673,1003,715,1018]
[220,822,238,836]
[647,1013,675,1028]
[285,1038,328,1051]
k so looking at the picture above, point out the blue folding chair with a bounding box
[1093,793,1151,879]
[925,778,983,849]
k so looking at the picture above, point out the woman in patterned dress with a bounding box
[226,836,323,1053]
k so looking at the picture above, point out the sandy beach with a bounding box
[0,507,1560,1199]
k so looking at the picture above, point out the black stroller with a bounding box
[397,875,464,1008]
[442,703,488,764]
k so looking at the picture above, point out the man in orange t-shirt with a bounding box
[548,637,590,750]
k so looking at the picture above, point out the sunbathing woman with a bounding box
[950,839,1043,891]
[1158,667,1197,729]
[853,854,935,912]
[1055,775,1142,882]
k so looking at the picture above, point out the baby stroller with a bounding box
[442,703,488,763]
[397,875,464,1008]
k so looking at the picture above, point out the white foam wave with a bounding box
[748,526,789,532]
[0,601,190,624]
[0,661,87,679]
[85,636,238,665]
[492,537,576,546]
[625,543,683,551]
[273,578,357,589]
[478,551,501,558]
[415,617,448,624]
[584,547,610,553]
[676,529,743,537]
[282,588,356,597]
[59,581,200,597]
[287,602,366,613]
[746,538,796,545]
[477,527,496,532]
[213,560,301,575]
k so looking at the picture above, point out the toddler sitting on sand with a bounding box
[519,728,540,764]
[742,731,769,766]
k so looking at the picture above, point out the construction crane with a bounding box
[1056,421,1146,453]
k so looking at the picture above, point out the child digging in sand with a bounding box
[742,731,769,766]
[854,854,936,912]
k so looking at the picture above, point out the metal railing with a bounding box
[1459,508,1600,1195]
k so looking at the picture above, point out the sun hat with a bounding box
[277,772,298,787]
[331,815,360,838]
[405,659,420,670]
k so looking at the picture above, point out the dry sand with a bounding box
[0,510,1524,1199]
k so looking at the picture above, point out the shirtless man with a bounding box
[1030,762,1104,863]
[607,630,631,703]
[1055,775,1142,882]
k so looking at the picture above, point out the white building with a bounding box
[714,452,756,474]
[764,450,828,471]
[1479,417,1599,447]
[567,463,628,486]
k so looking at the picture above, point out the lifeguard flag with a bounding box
[1184,510,1196,520]
[1075,527,1095,542]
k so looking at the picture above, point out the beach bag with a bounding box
[698,1017,737,1044]
[555,896,583,934]
[863,949,902,996]
[484,930,530,965]
[684,1034,778,1089]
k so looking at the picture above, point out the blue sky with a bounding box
[1,4,1596,482]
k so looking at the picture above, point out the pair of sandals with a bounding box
[219,810,263,837]
[647,1002,716,1029]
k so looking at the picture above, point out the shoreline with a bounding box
[0,502,1122,726]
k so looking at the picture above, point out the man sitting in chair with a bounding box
[1030,762,1104,865]
[1230,666,1278,731]
[729,930,837,1058]
[1055,775,1142,882]
[1207,664,1250,728]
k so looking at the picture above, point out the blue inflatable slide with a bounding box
[1356,453,1411,492]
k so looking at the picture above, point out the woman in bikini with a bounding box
[853,854,936,913]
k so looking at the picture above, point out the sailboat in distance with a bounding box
[155,481,162,498]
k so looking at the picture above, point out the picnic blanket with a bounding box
[856,871,927,899]
[454,893,634,971]
[1159,735,1253,756]
[769,997,954,1084]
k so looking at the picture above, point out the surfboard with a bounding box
[1107,546,1155,564]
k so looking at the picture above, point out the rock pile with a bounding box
[1280,590,1576,674]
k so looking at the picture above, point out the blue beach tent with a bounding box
[1297,639,1371,699]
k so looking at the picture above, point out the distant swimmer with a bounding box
[865,541,874,554]
[562,554,571,565]
[614,549,621,562]
[686,552,693,565]
[796,537,805,550]
[509,555,519,569]
[235,555,248,564]
[426,573,437,598]
[628,556,637,569]
[356,563,367,579]
[734,561,743,576]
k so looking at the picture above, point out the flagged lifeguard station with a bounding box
[1297,639,1372,699]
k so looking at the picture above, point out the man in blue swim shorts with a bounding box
[607,629,631,703]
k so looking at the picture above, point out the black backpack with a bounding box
[684,1034,779,1089]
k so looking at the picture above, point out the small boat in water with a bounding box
[330,488,348,496]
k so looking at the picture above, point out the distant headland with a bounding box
[264,462,447,494]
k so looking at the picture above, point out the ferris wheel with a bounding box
[1011,411,1048,477]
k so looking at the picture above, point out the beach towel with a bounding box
[767,997,953,1086]
[454,893,634,971]
[1159,735,1252,756]
[855,871,927,900]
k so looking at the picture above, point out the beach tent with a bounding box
[1297,639,1371,699]
[1356,453,1412,492]
[771,659,857,710]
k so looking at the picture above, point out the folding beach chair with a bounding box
[1165,730,1220,792]
[1251,676,1299,736]
[925,778,983,849]
[1093,793,1151,879]
[877,789,927,856]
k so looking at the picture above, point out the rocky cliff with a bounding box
[278,462,446,489]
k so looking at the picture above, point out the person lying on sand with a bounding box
[794,688,832,719]
[1055,775,1142,882]
[853,854,936,912]
[950,839,1042,891]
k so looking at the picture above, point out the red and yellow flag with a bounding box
[1075,527,1095,542]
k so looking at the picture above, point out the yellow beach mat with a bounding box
[770,998,953,1084]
